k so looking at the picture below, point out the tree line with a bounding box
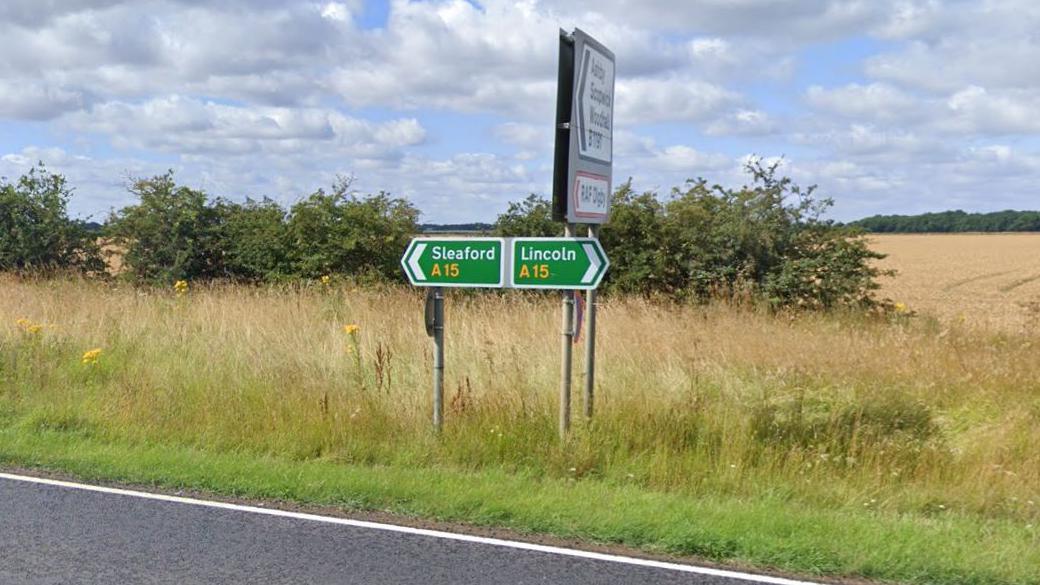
[0,161,887,310]
[851,210,1040,233]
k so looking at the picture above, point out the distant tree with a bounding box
[851,209,1040,233]
[0,163,103,274]
[420,222,494,233]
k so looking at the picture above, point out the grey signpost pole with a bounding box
[559,224,576,438]
[406,238,506,433]
[432,287,445,432]
[583,224,599,419]
[551,28,613,436]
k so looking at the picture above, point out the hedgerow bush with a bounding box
[499,161,886,309]
[0,163,103,275]
[106,172,419,284]
[3,163,884,309]
[106,172,224,283]
[606,161,885,308]
[284,177,419,281]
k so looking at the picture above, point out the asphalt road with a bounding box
[0,474,816,585]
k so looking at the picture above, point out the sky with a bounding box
[1,0,1038,223]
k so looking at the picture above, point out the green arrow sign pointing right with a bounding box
[510,237,609,290]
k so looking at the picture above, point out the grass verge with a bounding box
[1,421,1037,585]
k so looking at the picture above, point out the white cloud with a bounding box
[805,83,921,124]
[320,2,356,22]
[369,152,541,222]
[796,124,946,161]
[942,86,1040,134]
[0,1,127,27]
[865,1,1040,92]
[62,96,426,157]
[807,82,1040,138]
[612,131,733,191]
[0,145,161,217]
[493,122,552,160]
[543,0,898,41]
[2,0,1040,223]
[615,77,741,125]
[324,0,559,118]
[705,109,777,136]
[0,80,85,120]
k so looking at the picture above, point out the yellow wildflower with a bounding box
[174,280,189,295]
[894,302,909,314]
[81,348,103,365]
[321,275,331,286]
[343,324,360,335]
[16,318,43,335]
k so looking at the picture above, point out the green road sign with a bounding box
[510,237,609,290]
[401,238,505,288]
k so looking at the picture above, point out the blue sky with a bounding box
[1,0,1038,223]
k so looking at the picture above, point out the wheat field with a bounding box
[871,233,1040,330]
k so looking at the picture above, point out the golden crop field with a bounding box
[871,233,1040,331]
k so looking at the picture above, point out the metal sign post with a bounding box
[583,225,599,419]
[405,237,506,434]
[550,27,614,436]
[430,288,445,432]
[559,224,576,438]
[423,288,446,432]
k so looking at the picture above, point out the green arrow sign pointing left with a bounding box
[510,237,609,290]
[401,238,505,288]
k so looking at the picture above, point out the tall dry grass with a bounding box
[1,276,1038,522]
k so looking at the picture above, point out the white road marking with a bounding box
[0,471,822,585]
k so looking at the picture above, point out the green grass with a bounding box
[2,278,1040,584]
[1,422,1037,585]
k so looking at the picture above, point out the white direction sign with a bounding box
[552,29,615,225]
[576,43,614,164]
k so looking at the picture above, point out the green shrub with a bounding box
[596,180,668,294]
[213,197,291,282]
[492,194,561,237]
[764,224,887,309]
[105,174,419,284]
[0,164,103,275]
[601,160,886,308]
[106,172,224,283]
[285,177,420,280]
[4,161,885,312]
